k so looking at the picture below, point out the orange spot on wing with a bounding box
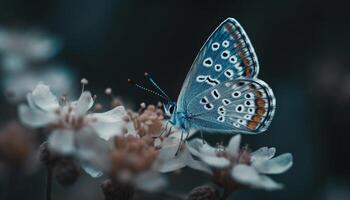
[256,107,266,115]
[255,98,265,107]
[249,84,257,89]
[255,91,263,97]
[252,115,262,122]
[245,67,252,77]
[247,121,258,130]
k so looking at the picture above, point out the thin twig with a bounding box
[2,169,17,200]
[46,166,53,200]
[220,188,230,200]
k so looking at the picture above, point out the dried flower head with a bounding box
[110,135,158,175]
[128,104,164,137]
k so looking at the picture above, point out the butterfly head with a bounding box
[164,102,177,117]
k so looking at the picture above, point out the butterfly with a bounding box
[131,18,276,136]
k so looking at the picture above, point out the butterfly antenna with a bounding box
[128,78,169,101]
[144,72,171,101]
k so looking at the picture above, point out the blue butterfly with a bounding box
[133,18,276,136]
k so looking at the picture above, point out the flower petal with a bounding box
[168,125,196,140]
[227,134,241,156]
[232,164,283,190]
[135,171,167,192]
[75,91,94,114]
[88,106,131,140]
[186,154,212,175]
[75,127,110,160]
[187,138,204,158]
[251,147,276,162]
[201,155,230,168]
[90,121,124,140]
[156,138,187,172]
[80,162,103,178]
[253,153,293,174]
[48,129,75,154]
[254,175,283,191]
[31,83,59,111]
[187,139,229,168]
[187,138,216,157]
[89,106,127,123]
[232,164,261,185]
[18,104,56,127]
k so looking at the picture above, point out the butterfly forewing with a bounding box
[186,79,276,134]
[177,18,260,111]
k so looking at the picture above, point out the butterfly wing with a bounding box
[186,79,276,134]
[177,18,260,111]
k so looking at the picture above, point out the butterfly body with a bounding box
[162,17,276,135]
[164,102,191,131]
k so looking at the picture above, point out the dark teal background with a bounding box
[0,0,349,199]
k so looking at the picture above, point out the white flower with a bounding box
[155,126,211,175]
[18,82,132,166]
[3,67,76,102]
[52,126,111,178]
[134,171,168,192]
[19,82,130,139]
[18,82,134,177]
[0,28,61,72]
[188,135,293,191]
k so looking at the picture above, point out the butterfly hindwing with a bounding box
[186,79,276,134]
[177,18,260,111]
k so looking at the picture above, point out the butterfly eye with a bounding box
[169,105,175,114]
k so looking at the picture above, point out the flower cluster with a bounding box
[189,135,293,191]
[0,27,75,103]
[13,81,293,199]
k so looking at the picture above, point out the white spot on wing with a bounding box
[211,42,220,51]
[234,122,240,128]
[232,91,241,98]
[224,69,234,79]
[235,104,244,113]
[221,50,230,59]
[204,103,214,110]
[229,55,237,64]
[217,106,226,115]
[211,89,220,99]
[196,75,207,82]
[222,98,231,105]
[217,116,225,123]
[200,96,209,104]
[203,57,213,67]
[222,40,229,48]
[214,64,222,72]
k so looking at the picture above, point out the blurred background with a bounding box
[0,0,350,199]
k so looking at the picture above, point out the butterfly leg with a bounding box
[175,130,184,156]
[200,130,205,144]
[153,121,169,139]
[164,125,173,137]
